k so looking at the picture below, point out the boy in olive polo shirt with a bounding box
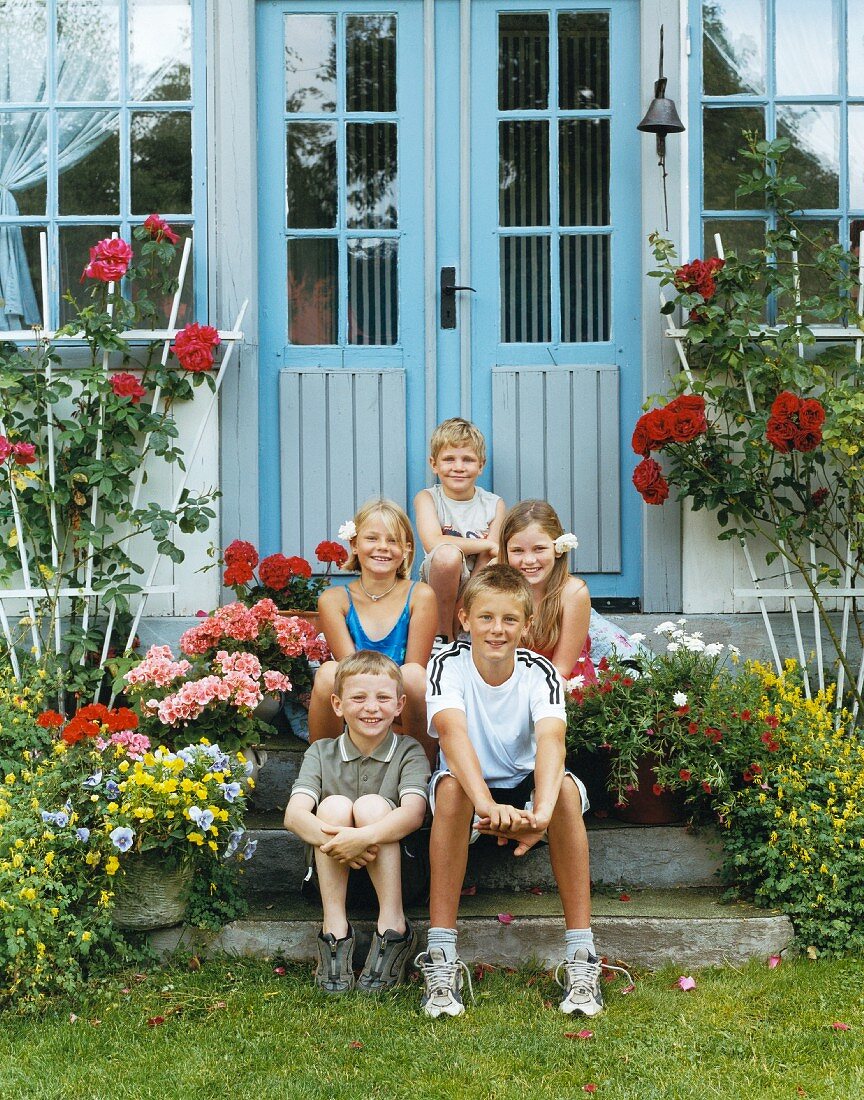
[284,650,430,994]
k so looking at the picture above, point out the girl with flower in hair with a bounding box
[500,500,597,687]
[308,500,438,760]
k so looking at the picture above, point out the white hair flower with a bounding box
[554,532,579,555]
[337,520,357,542]
[673,691,688,707]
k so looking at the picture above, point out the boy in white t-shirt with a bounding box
[417,564,626,1018]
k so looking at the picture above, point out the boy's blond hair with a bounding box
[429,417,487,465]
[342,499,415,577]
[461,564,533,623]
[333,650,405,697]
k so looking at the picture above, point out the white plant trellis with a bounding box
[661,229,864,723]
[0,231,248,694]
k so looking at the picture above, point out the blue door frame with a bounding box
[257,0,642,598]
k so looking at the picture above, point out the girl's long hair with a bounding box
[343,499,414,578]
[500,500,569,653]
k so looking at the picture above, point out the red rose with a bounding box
[12,442,36,465]
[110,372,146,404]
[631,417,653,456]
[645,408,677,449]
[0,436,11,461]
[173,323,221,372]
[670,404,708,443]
[794,427,822,453]
[285,555,312,578]
[315,540,348,566]
[674,257,724,301]
[771,391,800,418]
[143,213,179,245]
[224,560,254,587]
[810,487,829,507]
[224,539,259,567]
[766,417,796,453]
[259,553,292,591]
[797,398,825,429]
[632,457,663,493]
[82,237,133,282]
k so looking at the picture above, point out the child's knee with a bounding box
[317,795,354,824]
[352,794,393,826]
[429,544,465,578]
[400,663,427,695]
[433,775,473,820]
[312,661,337,695]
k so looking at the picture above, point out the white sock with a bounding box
[427,926,459,962]
[565,927,596,959]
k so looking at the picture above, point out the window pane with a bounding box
[500,236,550,343]
[849,108,864,209]
[129,0,191,101]
[288,238,337,345]
[58,110,119,215]
[500,120,549,227]
[777,105,839,209]
[0,111,47,215]
[0,224,43,329]
[560,235,610,343]
[284,14,336,113]
[131,110,192,214]
[560,120,609,226]
[57,0,120,101]
[703,107,765,209]
[499,13,548,110]
[776,0,839,96]
[702,0,766,95]
[286,122,337,228]
[778,220,838,317]
[346,15,396,113]
[558,12,609,110]
[59,223,116,322]
[129,222,195,324]
[849,0,864,96]
[702,218,767,259]
[0,0,47,103]
[348,238,397,345]
[346,122,397,229]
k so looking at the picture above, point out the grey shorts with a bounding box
[419,543,472,590]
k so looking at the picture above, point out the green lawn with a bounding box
[0,957,861,1100]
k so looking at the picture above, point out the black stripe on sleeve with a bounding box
[516,650,561,705]
[427,640,471,696]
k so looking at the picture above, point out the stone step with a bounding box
[151,887,794,970]
[242,811,722,895]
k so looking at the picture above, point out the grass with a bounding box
[0,956,861,1100]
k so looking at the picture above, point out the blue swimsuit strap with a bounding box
[346,581,415,643]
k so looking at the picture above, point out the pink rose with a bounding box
[142,213,179,245]
[12,442,36,466]
[173,323,221,372]
[82,237,133,282]
[0,436,11,462]
[110,372,146,404]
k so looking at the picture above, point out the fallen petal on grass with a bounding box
[497,912,513,924]
[146,1016,165,1028]
[768,955,781,969]
[618,893,631,902]
[620,983,636,995]
[830,1022,850,1031]
[528,886,544,895]
[273,966,286,976]
[677,976,697,991]
[583,1085,597,1093]
[349,1041,364,1049]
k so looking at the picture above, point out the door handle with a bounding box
[440,267,476,328]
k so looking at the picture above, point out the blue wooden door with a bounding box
[257,1,642,598]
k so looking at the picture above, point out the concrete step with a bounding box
[242,811,722,895]
[151,887,794,970]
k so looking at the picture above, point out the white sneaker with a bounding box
[555,947,604,1016]
[416,947,472,1018]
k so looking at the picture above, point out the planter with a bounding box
[566,747,613,815]
[254,692,282,725]
[112,852,193,931]
[612,755,686,825]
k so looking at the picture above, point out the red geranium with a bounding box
[224,539,259,568]
[61,716,101,745]
[316,540,348,567]
[224,560,255,587]
[104,707,139,732]
[258,553,293,591]
[36,710,65,729]
[143,213,179,245]
[82,237,133,282]
[173,322,221,372]
[110,372,146,404]
[285,555,312,578]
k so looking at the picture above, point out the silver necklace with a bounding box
[359,578,399,602]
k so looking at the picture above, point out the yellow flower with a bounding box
[105,856,120,876]
[107,802,118,814]
[98,890,113,907]
[186,831,205,846]
[208,841,217,852]
[118,761,130,773]
[81,931,92,942]
[44,851,55,868]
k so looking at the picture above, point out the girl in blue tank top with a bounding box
[308,500,438,763]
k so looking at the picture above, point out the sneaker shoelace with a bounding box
[554,957,634,994]
[415,952,475,1003]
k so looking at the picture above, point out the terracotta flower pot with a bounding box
[612,755,686,825]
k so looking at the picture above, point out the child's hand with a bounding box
[475,802,531,834]
[319,824,379,867]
